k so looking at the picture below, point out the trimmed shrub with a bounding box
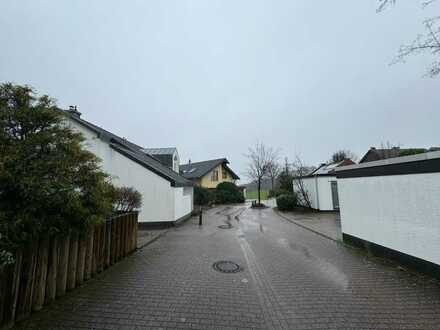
[276,193,297,211]
[194,186,212,205]
[215,182,245,204]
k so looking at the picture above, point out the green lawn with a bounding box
[245,190,269,200]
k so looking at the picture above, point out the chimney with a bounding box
[370,147,376,150]
[67,105,82,118]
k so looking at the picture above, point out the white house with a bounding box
[295,159,354,211]
[63,108,193,224]
[335,151,440,272]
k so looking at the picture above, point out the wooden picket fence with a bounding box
[0,212,138,328]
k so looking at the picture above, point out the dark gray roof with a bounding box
[180,158,240,180]
[142,147,177,155]
[359,147,433,163]
[64,111,192,187]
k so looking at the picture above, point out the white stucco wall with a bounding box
[66,119,192,223]
[297,176,337,211]
[338,173,440,266]
[174,186,194,221]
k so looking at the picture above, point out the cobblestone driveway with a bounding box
[16,205,440,329]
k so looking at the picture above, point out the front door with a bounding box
[331,181,339,210]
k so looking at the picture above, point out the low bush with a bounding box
[276,193,297,211]
[194,186,213,205]
[215,182,245,204]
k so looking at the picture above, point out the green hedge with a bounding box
[276,193,297,211]
[194,183,244,205]
[215,182,245,204]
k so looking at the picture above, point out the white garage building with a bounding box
[295,159,354,211]
[63,108,193,224]
[336,151,440,274]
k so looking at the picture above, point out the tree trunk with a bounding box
[258,178,261,205]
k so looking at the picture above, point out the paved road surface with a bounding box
[16,205,440,329]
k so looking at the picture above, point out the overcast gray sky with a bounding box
[1,1,439,182]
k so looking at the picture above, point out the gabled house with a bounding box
[295,159,355,211]
[63,108,193,224]
[180,158,240,189]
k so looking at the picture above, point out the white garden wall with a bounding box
[338,172,440,266]
[174,186,194,221]
[297,176,336,211]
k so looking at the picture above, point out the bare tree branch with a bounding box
[245,142,272,205]
[379,0,440,76]
[292,155,313,209]
[266,148,281,193]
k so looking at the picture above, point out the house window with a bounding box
[211,170,219,182]
[222,168,227,179]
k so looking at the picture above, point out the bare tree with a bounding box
[245,142,271,205]
[378,0,440,76]
[330,150,358,163]
[292,156,312,209]
[266,148,281,193]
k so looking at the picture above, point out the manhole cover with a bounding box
[213,261,241,273]
[218,224,232,229]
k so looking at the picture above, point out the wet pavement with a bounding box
[16,205,440,329]
[275,209,342,241]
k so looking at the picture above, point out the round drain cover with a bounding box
[218,224,232,229]
[213,261,241,273]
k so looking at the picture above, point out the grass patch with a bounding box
[245,190,269,200]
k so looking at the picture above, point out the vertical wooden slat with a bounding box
[67,232,78,291]
[0,263,13,326]
[45,237,58,304]
[105,219,111,268]
[127,214,132,253]
[32,238,49,311]
[125,215,129,256]
[97,224,104,273]
[91,225,98,276]
[116,218,121,261]
[134,213,138,250]
[127,214,133,253]
[132,213,136,252]
[110,219,116,265]
[84,227,94,281]
[121,217,126,257]
[9,249,23,327]
[56,234,70,298]
[16,242,38,321]
[101,224,106,268]
[0,264,6,326]
[76,236,87,286]
[121,216,127,257]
